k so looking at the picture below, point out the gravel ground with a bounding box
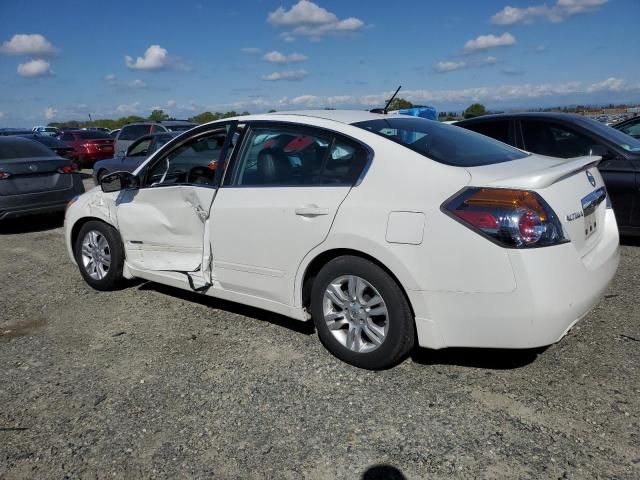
[1,176,639,479]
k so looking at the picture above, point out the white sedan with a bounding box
[64,110,619,369]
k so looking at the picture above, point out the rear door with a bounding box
[209,122,369,306]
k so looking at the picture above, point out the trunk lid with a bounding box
[466,154,608,257]
[0,156,75,195]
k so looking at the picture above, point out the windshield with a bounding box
[353,117,528,167]
[579,117,640,153]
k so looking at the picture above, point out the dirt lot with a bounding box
[1,177,639,479]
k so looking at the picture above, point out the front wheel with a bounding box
[74,220,125,291]
[311,256,415,370]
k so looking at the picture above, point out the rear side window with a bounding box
[119,125,150,140]
[463,120,511,144]
[0,139,56,160]
[77,131,111,140]
[521,121,595,158]
[230,126,367,186]
[354,117,527,167]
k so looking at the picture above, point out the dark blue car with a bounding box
[92,132,179,184]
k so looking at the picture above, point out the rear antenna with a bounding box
[370,85,402,114]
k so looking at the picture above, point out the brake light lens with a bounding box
[443,187,567,248]
[0,171,11,180]
[58,164,79,174]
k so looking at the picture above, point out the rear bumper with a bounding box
[78,151,114,166]
[413,209,620,349]
[0,175,85,220]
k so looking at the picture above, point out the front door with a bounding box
[115,123,236,273]
[210,123,368,306]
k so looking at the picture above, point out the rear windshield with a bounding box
[120,125,150,140]
[78,131,111,139]
[0,138,57,160]
[354,117,528,167]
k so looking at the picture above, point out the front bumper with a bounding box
[413,209,620,349]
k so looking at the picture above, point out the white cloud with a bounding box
[125,45,188,71]
[433,61,466,73]
[0,33,58,55]
[263,50,308,63]
[492,0,608,25]
[586,77,626,93]
[267,0,365,40]
[127,79,147,89]
[463,33,516,53]
[241,47,262,54]
[262,69,309,81]
[535,45,546,53]
[104,73,116,81]
[483,56,498,65]
[116,102,141,114]
[167,100,177,108]
[44,107,57,119]
[17,59,53,77]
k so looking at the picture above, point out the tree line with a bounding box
[47,102,496,129]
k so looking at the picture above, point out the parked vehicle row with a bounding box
[65,110,619,369]
[455,113,640,236]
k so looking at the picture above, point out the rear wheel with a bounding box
[74,221,125,291]
[311,256,415,370]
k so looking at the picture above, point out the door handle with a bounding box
[295,205,329,217]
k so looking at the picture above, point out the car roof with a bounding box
[266,109,396,125]
[456,112,589,124]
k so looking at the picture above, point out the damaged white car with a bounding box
[65,111,619,369]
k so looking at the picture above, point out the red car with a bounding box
[59,130,115,168]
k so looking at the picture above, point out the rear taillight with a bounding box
[443,187,567,248]
[0,171,11,180]
[58,164,78,174]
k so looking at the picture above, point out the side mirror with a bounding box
[101,171,138,193]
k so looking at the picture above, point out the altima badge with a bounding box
[566,211,584,222]
[586,170,596,187]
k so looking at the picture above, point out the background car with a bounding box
[0,130,79,162]
[114,120,196,154]
[92,131,179,184]
[109,129,120,139]
[0,136,84,220]
[612,116,640,140]
[65,111,618,370]
[32,126,60,137]
[59,129,115,168]
[455,112,640,235]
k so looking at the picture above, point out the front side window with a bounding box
[618,119,640,139]
[127,138,152,156]
[354,117,527,167]
[144,130,227,187]
[521,121,595,158]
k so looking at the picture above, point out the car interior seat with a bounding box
[256,148,292,184]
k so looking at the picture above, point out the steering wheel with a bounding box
[187,166,215,185]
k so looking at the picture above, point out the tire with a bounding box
[74,220,125,291]
[311,255,415,370]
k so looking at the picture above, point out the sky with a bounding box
[1,0,639,127]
